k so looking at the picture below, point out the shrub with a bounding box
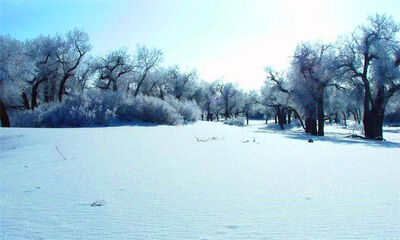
[164,95,201,122]
[9,107,45,127]
[116,95,183,125]
[9,91,201,127]
[224,117,246,126]
[10,91,118,127]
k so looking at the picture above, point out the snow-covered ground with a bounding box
[1,121,400,239]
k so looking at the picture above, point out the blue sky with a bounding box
[1,0,399,90]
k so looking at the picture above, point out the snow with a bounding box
[1,121,400,239]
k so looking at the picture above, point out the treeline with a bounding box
[0,29,258,127]
[0,14,399,140]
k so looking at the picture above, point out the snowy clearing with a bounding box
[1,121,400,239]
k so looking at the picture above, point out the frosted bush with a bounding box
[9,108,45,127]
[224,117,246,126]
[10,92,119,127]
[116,95,183,125]
[41,100,94,127]
[165,95,201,122]
[9,91,202,127]
[85,90,120,124]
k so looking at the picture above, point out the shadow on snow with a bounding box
[254,124,400,149]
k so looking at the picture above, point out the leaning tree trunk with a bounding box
[31,76,48,110]
[22,92,30,110]
[58,74,71,102]
[0,98,10,127]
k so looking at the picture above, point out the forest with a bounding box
[1,14,399,140]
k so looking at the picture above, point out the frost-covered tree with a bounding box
[0,36,33,126]
[133,46,163,97]
[195,80,220,121]
[290,42,338,136]
[56,29,91,102]
[164,66,198,100]
[25,35,63,108]
[242,90,260,125]
[217,82,242,119]
[94,48,133,92]
[262,68,294,129]
[337,14,400,139]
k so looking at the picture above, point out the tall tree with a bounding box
[134,46,163,97]
[95,48,133,91]
[56,29,91,102]
[291,42,337,136]
[25,35,61,109]
[338,14,400,139]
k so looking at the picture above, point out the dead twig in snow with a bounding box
[55,146,66,160]
[91,199,105,207]
[196,136,223,142]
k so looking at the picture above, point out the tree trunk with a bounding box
[276,106,285,130]
[31,83,40,109]
[287,110,291,124]
[31,77,48,110]
[224,99,229,119]
[305,118,317,135]
[0,98,10,127]
[317,98,324,136]
[245,112,249,125]
[342,112,347,127]
[363,86,385,140]
[22,92,30,110]
[363,108,384,139]
[334,112,339,124]
[134,69,149,97]
[58,74,70,102]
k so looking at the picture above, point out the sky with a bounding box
[0,0,399,91]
